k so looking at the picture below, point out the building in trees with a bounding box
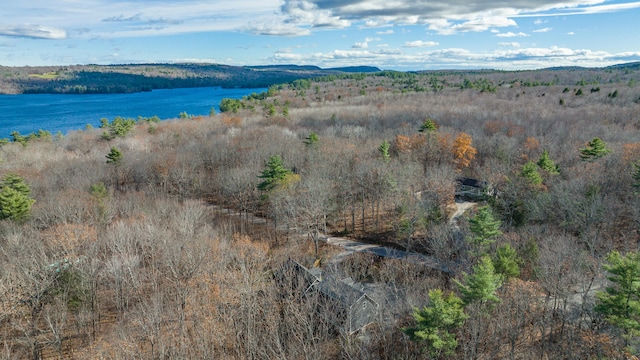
[276,259,379,334]
[455,177,492,201]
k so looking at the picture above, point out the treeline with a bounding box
[0,63,381,95]
[0,66,639,358]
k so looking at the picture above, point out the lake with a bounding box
[0,87,267,139]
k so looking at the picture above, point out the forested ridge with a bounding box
[0,63,380,94]
[1,64,640,359]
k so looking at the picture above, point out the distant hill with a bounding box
[246,65,380,73]
[541,66,589,71]
[327,66,380,73]
[246,64,323,71]
[606,61,640,70]
[542,61,640,71]
[0,63,380,95]
[1,61,637,95]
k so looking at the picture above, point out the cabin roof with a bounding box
[277,259,378,333]
[456,177,488,188]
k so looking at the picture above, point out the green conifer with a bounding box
[379,140,391,163]
[521,161,543,185]
[493,244,521,281]
[303,132,319,147]
[468,206,502,256]
[595,251,640,346]
[0,175,35,221]
[402,289,468,357]
[455,256,503,308]
[580,137,611,161]
[537,150,560,174]
[419,119,438,133]
[258,155,292,192]
[106,147,123,166]
[632,161,640,188]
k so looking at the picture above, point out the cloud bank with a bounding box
[268,45,640,70]
[0,24,67,40]
[277,0,621,35]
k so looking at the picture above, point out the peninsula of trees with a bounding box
[0,63,380,94]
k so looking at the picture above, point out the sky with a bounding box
[1,0,639,70]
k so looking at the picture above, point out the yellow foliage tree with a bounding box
[452,132,477,168]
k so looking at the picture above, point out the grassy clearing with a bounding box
[28,72,59,79]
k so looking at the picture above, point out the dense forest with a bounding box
[0,63,380,94]
[1,63,640,359]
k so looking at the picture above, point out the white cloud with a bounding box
[2,0,638,41]
[245,21,311,36]
[404,40,439,48]
[281,0,350,28]
[266,45,640,70]
[364,19,388,27]
[2,0,282,39]
[499,42,521,48]
[532,1,640,16]
[352,36,381,48]
[376,29,394,35]
[496,32,529,37]
[533,27,552,33]
[0,24,67,40]
[567,31,575,35]
[279,0,635,35]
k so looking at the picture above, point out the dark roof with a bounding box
[456,177,488,188]
[277,259,378,333]
[316,275,367,306]
[275,259,320,295]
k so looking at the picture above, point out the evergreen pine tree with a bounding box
[580,137,611,161]
[419,118,438,133]
[303,132,319,147]
[492,244,521,281]
[379,140,391,163]
[595,251,640,346]
[258,155,292,192]
[632,161,640,188]
[106,147,123,166]
[1,173,32,198]
[455,256,503,308]
[521,161,543,185]
[0,185,35,221]
[468,206,502,257]
[537,150,560,174]
[402,289,468,357]
[0,173,35,221]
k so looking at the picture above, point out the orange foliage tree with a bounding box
[452,132,477,169]
[521,136,540,161]
[393,134,426,155]
[622,142,640,164]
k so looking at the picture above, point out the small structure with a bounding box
[455,177,491,200]
[276,259,378,334]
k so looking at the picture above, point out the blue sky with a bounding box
[1,0,639,70]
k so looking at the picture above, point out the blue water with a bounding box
[0,87,266,138]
